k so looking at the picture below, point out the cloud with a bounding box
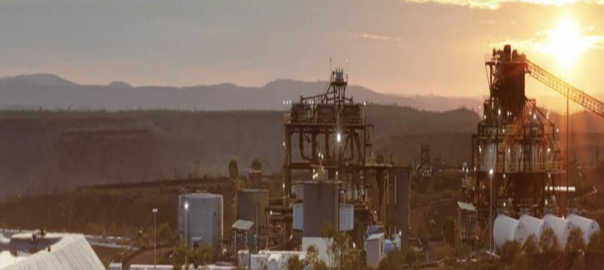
[356,33,403,42]
[492,28,604,55]
[404,0,604,9]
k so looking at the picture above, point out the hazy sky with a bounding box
[1,0,604,101]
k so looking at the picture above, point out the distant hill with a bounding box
[0,107,480,197]
[0,74,481,111]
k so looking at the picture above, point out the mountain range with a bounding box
[0,73,481,112]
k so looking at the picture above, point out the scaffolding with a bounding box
[277,68,410,249]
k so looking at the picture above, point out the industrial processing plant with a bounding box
[3,3,604,268]
[170,68,412,269]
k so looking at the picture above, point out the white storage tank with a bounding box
[293,182,304,199]
[515,215,543,244]
[178,192,223,250]
[493,215,519,249]
[293,203,304,231]
[565,214,601,245]
[339,203,354,232]
[541,214,568,250]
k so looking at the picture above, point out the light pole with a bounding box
[152,208,158,270]
[489,169,493,259]
[184,201,189,267]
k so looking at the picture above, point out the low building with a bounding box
[232,219,254,253]
[366,233,385,269]
[129,265,174,270]
[251,250,306,270]
[0,232,105,270]
[457,201,476,248]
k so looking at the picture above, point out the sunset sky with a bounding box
[1,0,604,104]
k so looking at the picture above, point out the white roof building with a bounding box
[1,233,105,270]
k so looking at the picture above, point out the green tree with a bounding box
[500,240,522,264]
[378,248,405,270]
[539,226,559,253]
[435,242,452,260]
[229,159,240,180]
[285,255,304,270]
[157,222,175,244]
[305,245,328,270]
[570,253,585,270]
[172,241,194,269]
[251,158,262,171]
[565,227,586,253]
[108,223,118,236]
[192,243,214,267]
[341,246,363,270]
[320,221,353,269]
[442,217,456,247]
[587,231,604,252]
[522,234,539,255]
[405,249,418,266]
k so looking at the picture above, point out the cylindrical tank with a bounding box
[541,214,568,250]
[293,182,304,200]
[238,189,269,249]
[303,180,339,237]
[178,193,223,250]
[565,214,601,245]
[514,215,543,244]
[293,203,304,231]
[494,215,519,249]
[339,203,354,232]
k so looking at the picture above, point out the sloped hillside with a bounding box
[0,106,480,197]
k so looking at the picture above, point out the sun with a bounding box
[544,18,590,67]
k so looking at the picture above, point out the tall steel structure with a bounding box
[280,67,410,248]
[472,44,604,236]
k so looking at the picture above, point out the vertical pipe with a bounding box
[490,173,493,260]
[154,210,156,270]
[567,92,569,216]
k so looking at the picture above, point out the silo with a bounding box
[542,214,568,250]
[514,215,543,245]
[493,215,519,249]
[303,180,339,237]
[237,189,269,249]
[178,193,223,250]
[565,214,601,245]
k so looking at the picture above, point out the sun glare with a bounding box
[545,18,590,67]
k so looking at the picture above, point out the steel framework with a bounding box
[472,44,604,234]
[472,46,563,233]
[279,68,409,248]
